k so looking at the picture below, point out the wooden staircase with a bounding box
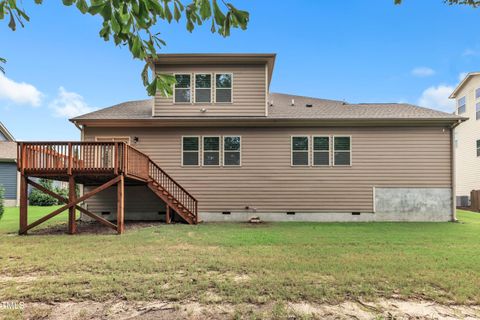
[16,142,198,234]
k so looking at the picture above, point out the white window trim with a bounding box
[214,72,234,104]
[333,135,352,167]
[223,135,242,166]
[173,73,192,104]
[181,136,201,167]
[194,73,213,104]
[291,135,310,167]
[202,136,221,166]
[312,135,331,167]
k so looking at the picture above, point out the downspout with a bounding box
[450,120,462,222]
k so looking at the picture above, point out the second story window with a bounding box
[457,96,466,114]
[476,88,480,100]
[195,74,211,103]
[174,74,191,103]
[476,103,480,120]
[215,73,232,103]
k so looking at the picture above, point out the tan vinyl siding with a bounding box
[154,64,266,117]
[85,126,452,214]
[454,75,480,198]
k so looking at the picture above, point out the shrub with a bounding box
[0,185,4,220]
[29,179,58,206]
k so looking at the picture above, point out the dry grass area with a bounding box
[0,207,479,319]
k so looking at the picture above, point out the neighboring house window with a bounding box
[476,103,480,120]
[215,73,232,103]
[182,137,200,166]
[476,88,480,100]
[333,136,351,166]
[477,140,480,157]
[174,74,191,103]
[203,136,220,166]
[313,136,330,166]
[291,136,309,166]
[457,96,466,114]
[195,74,211,103]
[223,136,241,166]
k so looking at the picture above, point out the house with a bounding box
[0,122,19,207]
[15,54,466,235]
[63,53,464,223]
[450,72,480,207]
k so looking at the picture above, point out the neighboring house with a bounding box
[69,53,465,222]
[0,122,19,207]
[450,72,480,207]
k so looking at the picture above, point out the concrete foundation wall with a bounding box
[374,187,452,221]
[3,199,17,207]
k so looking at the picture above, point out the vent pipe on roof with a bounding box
[291,99,295,106]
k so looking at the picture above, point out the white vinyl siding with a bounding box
[182,136,200,166]
[333,136,352,166]
[223,136,241,166]
[291,136,309,166]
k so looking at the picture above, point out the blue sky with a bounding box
[1,0,479,140]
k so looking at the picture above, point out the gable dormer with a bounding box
[152,54,275,117]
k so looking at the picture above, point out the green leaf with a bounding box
[76,0,89,14]
[212,0,225,25]
[62,0,75,6]
[199,0,211,20]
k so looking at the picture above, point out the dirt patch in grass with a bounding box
[27,221,165,235]
[7,299,479,320]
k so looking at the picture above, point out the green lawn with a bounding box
[0,207,479,306]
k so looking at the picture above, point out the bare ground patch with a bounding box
[4,299,478,320]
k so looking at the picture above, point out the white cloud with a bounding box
[0,73,42,106]
[462,49,478,57]
[49,87,94,118]
[417,85,455,112]
[411,67,435,77]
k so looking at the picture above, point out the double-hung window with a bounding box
[313,136,330,166]
[223,136,241,166]
[476,103,480,120]
[476,88,480,100]
[182,137,200,166]
[195,74,211,103]
[203,136,220,166]
[457,96,466,114]
[215,73,232,103]
[174,74,191,103]
[477,140,480,157]
[291,136,309,166]
[333,136,351,166]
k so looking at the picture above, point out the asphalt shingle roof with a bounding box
[71,93,462,121]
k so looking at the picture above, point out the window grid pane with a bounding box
[224,137,240,151]
[183,152,199,166]
[175,74,191,88]
[334,137,351,166]
[224,152,240,166]
[292,151,309,166]
[216,88,232,103]
[183,137,199,151]
[313,151,329,166]
[224,136,241,166]
[334,152,351,166]
[195,74,211,88]
[476,88,480,99]
[292,137,309,151]
[175,89,191,103]
[216,74,232,88]
[204,137,220,151]
[313,137,329,151]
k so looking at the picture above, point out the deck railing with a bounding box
[149,161,198,221]
[17,141,198,220]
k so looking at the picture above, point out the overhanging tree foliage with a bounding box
[395,0,480,5]
[0,0,249,96]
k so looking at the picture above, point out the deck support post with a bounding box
[19,174,28,235]
[117,174,124,234]
[68,176,77,234]
[166,205,171,224]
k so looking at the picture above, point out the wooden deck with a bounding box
[17,142,198,235]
